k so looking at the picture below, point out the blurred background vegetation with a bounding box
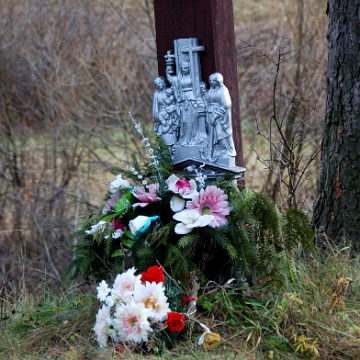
[4,2,360,360]
[0,0,327,293]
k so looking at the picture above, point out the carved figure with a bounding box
[161,87,179,154]
[203,72,236,158]
[152,76,167,137]
[166,60,201,146]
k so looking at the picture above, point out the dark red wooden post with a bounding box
[153,0,244,168]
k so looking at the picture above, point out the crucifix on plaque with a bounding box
[164,38,206,148]
[176,38,204,100]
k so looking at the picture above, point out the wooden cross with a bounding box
[153,0,244,169]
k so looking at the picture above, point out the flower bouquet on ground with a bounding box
[93,265,185,353]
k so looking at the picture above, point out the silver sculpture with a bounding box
[152,38,245,179]
[152,76,179,154]
[201,72,236,161]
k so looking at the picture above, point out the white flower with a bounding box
[133,281,170,321]
[166,174,198,199]
[129,215,159,236]
[129,216,149,235]
[112,267,142,303]
[96,280,111,302]
[108,328,119,342]
[113,301,153,344]
[112,228,124,239]
[170,195,186,212]
[109,174,130,193]
[85,220,107,235]
[105,294,115,307]
[173,209,214,235]
[93,304,111,347]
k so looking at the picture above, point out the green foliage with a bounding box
[283,208,315,253]
[67,134,316,287]
[66,212,125,282]
[68,185,316,287]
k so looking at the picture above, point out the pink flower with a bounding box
[175,179,191,192]
[132,183,161,208]
[166,174,198,199]
[102,190,122,214]
[186,186,231,227]
[166,174,198,212]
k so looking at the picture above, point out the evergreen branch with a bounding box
[177,233,199,248]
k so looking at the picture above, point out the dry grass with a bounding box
[0,1,331,358]
[0,0,157,293]
[1,245,360,359]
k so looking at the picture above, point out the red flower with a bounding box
[113,219,125,231]
[141,265,165,284]
[166,312,185,332]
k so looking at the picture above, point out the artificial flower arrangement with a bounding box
[69,117,314,288]
[93,265,185,352]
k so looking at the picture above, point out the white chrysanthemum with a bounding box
[110,174,130,193]
[133,281,170,321]
[85,220,107,235]
[96,280,111,302]
[93,304,111,347]
[113,301,153,343]
[112,267,142,303]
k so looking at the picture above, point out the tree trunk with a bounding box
[312,1,360,248]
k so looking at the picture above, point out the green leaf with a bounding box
[114,191,133,214]
[266,336,289,351]
[121,238,134,248]
[111,249,123,257]
[101,214,114,222]
[123,230,134,240]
